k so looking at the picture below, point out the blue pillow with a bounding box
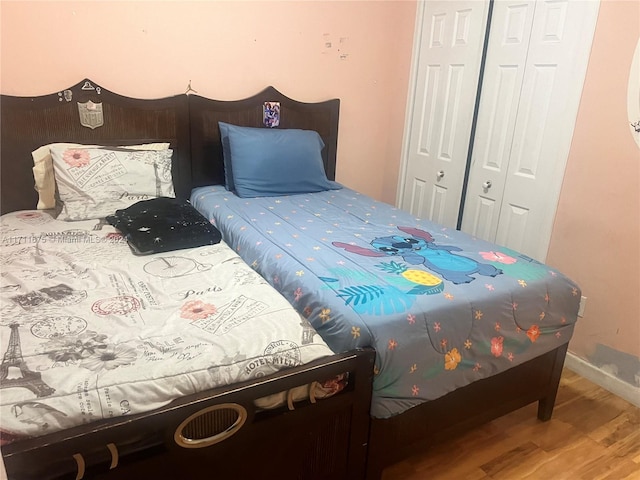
[218,122,235,191]
[219,122,341,198]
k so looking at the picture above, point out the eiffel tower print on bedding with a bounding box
[0,324,55,398]
[0,209,337,443]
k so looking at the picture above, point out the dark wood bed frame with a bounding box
[0,79,570,480]
[0,80,373,480]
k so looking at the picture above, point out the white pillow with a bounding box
[50,146,175,221]
[32,142,170,210]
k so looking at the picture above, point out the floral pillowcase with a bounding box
[50,146,175,221]
[31,142,171,210]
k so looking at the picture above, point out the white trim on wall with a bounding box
[564,352,640,408]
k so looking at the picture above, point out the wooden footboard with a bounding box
[2,348,374,480]
[366,343,569,480]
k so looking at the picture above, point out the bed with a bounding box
[0,80,374,480]
[185,87,581,478]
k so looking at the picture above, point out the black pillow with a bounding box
[107,197,222,255]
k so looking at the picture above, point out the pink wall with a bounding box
[547,0,640,381]
[0,0,416,204]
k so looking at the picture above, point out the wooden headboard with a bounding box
[0,81,340,215]
[188,86,340,189]
[0,79,190,214]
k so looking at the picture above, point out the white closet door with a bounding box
[399,0,489,228]
[459,0,536,241]
[462,0,600,261]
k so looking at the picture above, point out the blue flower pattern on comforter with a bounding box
[191,186,581,418]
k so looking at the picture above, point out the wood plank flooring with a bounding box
[382,369,640,480]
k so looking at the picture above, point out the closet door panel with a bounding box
[400,0,598,261]
[462,0,599,262]
[461,0,536,241]
[496,0,600,260]
[496,203,529,252]
[400,0,490,228]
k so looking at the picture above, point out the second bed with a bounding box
[186,87,582,478]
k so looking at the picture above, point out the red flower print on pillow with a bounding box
[63,149,90,168]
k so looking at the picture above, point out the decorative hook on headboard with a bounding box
[185,81,197,95]
[81,80,101,94]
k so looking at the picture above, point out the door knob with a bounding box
[483,180,492,189]
[437,170,445,179]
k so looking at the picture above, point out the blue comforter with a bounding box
[191,186,581,418]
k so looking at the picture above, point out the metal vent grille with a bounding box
[174,403,247,448]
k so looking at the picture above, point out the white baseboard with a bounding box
[564,352,640,408]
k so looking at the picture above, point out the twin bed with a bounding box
[0,79,581,479]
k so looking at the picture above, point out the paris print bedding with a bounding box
[0,210,335,443]
[190,185,582,419]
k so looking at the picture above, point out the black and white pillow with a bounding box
[50,146,175,221]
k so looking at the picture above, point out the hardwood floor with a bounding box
[382,369,640,480]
